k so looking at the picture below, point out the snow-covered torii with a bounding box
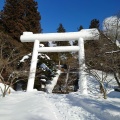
[20,28,99,94]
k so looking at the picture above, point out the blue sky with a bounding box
[0,0,120,33]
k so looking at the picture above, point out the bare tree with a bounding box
[103,15,120,43]
[85,13,120,97]
[102,14,120,88]
[0,32,28,97]
[86,68,108,99]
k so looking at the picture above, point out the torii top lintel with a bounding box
[20,28,99,42]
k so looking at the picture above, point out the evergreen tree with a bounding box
[77,25,83,31]
[0,0,42,41]
[56,23,70,64]
[57,23,66,32]
[89,19,100,29]
[56,23,69,46]
[0,11,4,31]
[48,23,71,64]
[73,25,84,45]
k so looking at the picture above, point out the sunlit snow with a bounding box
[0,72,120,120]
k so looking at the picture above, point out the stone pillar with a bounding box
[27,40,39,91]
[78,38,87,94]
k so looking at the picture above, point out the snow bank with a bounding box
[116,40,120,48]
[0,91,61,120]
[108,90,120,98]
[46,70,61,93]
[0,70,120,120]
[68,93,120,120]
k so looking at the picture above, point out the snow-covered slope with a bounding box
[0,73,120,120]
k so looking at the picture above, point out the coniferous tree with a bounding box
[56,23,69,46]
[0,0,42,41]
[56,23,70,64]
[87,19,100,51]
[89,19,100,29]
[49,23,70,64]
[77,25,83,31]
[0,11,4,31]
[73,25,84,45]
[57,23,66,32]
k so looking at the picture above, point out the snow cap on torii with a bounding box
[20,28,99,42]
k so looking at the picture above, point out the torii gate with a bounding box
[20,28,99,94]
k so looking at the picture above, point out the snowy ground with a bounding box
[0,73,120,120]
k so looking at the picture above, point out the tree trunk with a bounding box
[113,72,120,87]
[65,66,70,93]
[99,83,107,99]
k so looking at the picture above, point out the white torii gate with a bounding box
[20,28,99,94]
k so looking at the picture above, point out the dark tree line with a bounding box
[0,0,42,41]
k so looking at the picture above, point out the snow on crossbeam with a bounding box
[20,28,99,42]
[38,46,79,52]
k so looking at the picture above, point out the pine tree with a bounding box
[56,23,69,46]
[0,11,4,31]
[89,19,100,29]
[77,25,83,31]
[0,0,42,41]
[73,25,84,45]
[56,23,70,64]
[57,23,66,32]
[48,24,71,64]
